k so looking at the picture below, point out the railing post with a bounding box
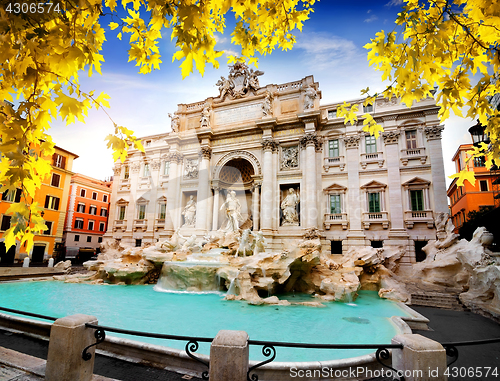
[45,314,98,381]
[392,334,448,381]
[210,330,249,381]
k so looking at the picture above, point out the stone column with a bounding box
[344,134,365,245]
[209,330,249,381]
[299,134,320,228]
[166,152,183,232]
[272,144,279,231]
[196,147,212,233]
[261,139,278,233]
[425,125,448,214]
[45,314,98,381]
[212,186,220,231]
[252,183,261,231]
[391,334,447,381]
[383,131,405,230]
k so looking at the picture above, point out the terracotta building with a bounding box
[447,143,499,232]
[63,173,112,258]
[0,146,78,264]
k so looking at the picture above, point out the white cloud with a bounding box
[385,0,403,6]
[364,15,379,23]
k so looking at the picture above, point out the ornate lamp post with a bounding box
[468,120,489,146]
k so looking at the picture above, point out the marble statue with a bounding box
[220,190,244,232]
[216,76,233,101]
[303,85,317,109]
[236,229,252,257]
[181,234,201,252]
[200,103,211,128]
[281,146,299,169]
[251,230,266,256]
[262,91,273,116]
[248,68,264,90]
[281,188,300,226]
[168,113,179,132]
[184,159,198,179]
[182,196,196,227]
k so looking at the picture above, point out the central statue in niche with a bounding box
[220,190,244,232]
[281,188,300,226]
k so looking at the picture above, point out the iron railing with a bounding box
[2,305,500,381]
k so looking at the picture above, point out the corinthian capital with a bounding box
[262,138,279,152]
[199,146,212,160]
[425,125,444,140]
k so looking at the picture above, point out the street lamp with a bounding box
[468,120,489,146]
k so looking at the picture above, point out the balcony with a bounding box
[119,179,130,191]
[400,147,427,166]
[362,211,389,229]
[133,219,148,232]
[323,156,345,172]
[324,213,348,230]
[360,152,384,169]
[155,218,166,231]
[404,210,434,229]
[113,219,127,232]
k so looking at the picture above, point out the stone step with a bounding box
[410,292,466,311]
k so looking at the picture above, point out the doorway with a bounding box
[0,242,16,265]
[32,245,46,263]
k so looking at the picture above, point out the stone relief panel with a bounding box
[281,146,299,170]
[184,159,199,179]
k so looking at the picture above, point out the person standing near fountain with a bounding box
[281,188,300,226]
[220,190,243,232]
[182,196,196,227]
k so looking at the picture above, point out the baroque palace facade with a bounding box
[105,64,448,266]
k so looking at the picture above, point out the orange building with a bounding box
[0,146,78,264]
[447,143,499,232]
[63,174,112,259]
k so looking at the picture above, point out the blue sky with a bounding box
[49,0,473,185]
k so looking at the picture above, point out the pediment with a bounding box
[361,180,387,189]
[136,196,149,204]
[402,177,431,186]
[324,183,347,192]
[157,196,167,202]
[116,198,129,205]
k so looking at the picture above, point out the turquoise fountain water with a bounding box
[0,281,411,362]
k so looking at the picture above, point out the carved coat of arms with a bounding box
[216,63,264,102]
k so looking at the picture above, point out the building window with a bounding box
[52,153,66,169]
[80,189,86,197]
[368,192,381,213]
[43,221,52,235]
[365,136,377,153]
[143,163,150,177]
[92,192,97,200]
[135,239,142,247]
[474,157,486,167]
[1,215,11,231]
[44,195,60,210]
[415,241,427,262]
[118,206,126,220]
[74,235,80,242]
[77,203,85,213]
[100,208,107,217]
[88,221,94,230]
[328,109,337,119]
[87,236,92,243]
[410,190,424,211]
[98,237,103,243]
[328,139,339,157]
[371,240,383,248]
[137,204,146,220]
[89,206,97,215]
[74,219,84,229]
[331,240,342,254]
[145,140,151,147]
[2,189,21,203]
[363,103,373,113]
[164,161,170,176]
[51,173,61,187]
[159,203,166,219]
[405,130,417,149]
[480,180,488,192]
[330,194,341,214]
[124,166,130,179]
[103,194,108,203]
[99,222,105,232]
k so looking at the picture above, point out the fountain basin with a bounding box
[0,280,419,363]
